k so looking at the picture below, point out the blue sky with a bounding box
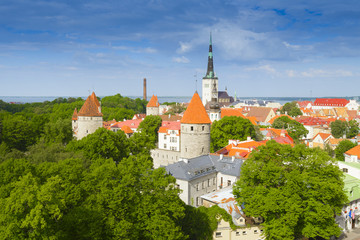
[1,0,360,97]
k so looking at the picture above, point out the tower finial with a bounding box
[205,32,214,78]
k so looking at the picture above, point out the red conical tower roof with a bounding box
[72,108,78,120]
[78,92,103,117]
[181,92,211,124]
[147,95,160,107]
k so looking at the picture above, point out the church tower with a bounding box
[208,80,221,122]
[202,33,218,106]
[180,92,211,159]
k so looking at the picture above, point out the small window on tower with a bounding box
[191,126,194,131]
[202,126,205,131]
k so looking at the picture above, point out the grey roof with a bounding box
[165,155,243,181]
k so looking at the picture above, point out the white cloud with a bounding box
[301,68,353,78]
[286,70,296,77]
[177,41,192,53]
[172,56,190,63]
[245,64,277,74]
[112,46,157,54]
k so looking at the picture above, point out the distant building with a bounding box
[146,95,160,115]
[312,98,359,110]
[72,92,103,140]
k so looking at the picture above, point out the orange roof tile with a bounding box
[221,108,245,118]
[121,125,133,134]
[147,95,160,107]
[72,108,78,120]
[181,92,211,124]
[328,138,345,145]
[246,116,258,125]
[78,92,103,117]
[313,133,332,141]
[345,145,360,158]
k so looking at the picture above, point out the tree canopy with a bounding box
[272,116,308,142]
[210,116,256,152]
[137,115,162,148]
[233,141,348,240]
[334,139,357,161]
[0,144,223,239]
[330,119,360,139]
[280,101,302,117]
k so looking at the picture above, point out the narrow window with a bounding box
[190,126,194,131]
[202,126,205,131]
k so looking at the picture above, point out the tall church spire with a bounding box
[205,32,214,78]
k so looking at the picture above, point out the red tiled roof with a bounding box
[78,92,103,117]
[314,98,349,107]
[246,116,258,125]
[72,108,78,120]
[297,101,313,108]
[246,107,273,123]
[159,115,182,121]
[133,113,146,120]
[147,95,160,107]
[221,108,245,118]
[110,119,143,130]
[313,133,332,141]
[181,92,211,124]
[297,117,328,126]
[161,121,181,130]
[121,125,133,134]
[345,145,360,159]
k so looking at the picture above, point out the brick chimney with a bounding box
[143,78,147,100]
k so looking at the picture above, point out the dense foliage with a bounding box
[0,96,235,239]
[101,94,147,121]
[210,116,256,152]
[334,140,357,161]
[233,141,348,240]
[0,130,225,239]
[280,101,302,117]
[137,115,163,148]
[331,119,359,139]
[272,116,308,142]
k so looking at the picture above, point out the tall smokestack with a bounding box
[143,78,147,100]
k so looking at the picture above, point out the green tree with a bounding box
[272,116,308,142]
[43,118,73,145]
[67,128,130,162]
[346,120,359,138]
[233,141,348,240]
[2,115,37,151]
[280,101,302,117]
[137,115,162,148]
[331,120,347,138]
[334,139,357,161]
[211,116,256,152]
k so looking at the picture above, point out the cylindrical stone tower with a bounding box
[180,92,211,159]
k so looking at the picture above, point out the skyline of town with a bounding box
[1,1,360,97]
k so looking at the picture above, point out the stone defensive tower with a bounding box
[180,92,211,159]
[74,92,103,140]
[146,94,160,115]
[202,33,218,106]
